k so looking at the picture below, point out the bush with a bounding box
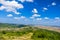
[31,29,60,40]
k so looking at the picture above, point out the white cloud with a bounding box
[14,12,21,15]
[30,16,34,19]
[32,14,41,17]
[44,17,49,19]
[0,0,24,8]
[52,2,56,6]
[7,14,13,17]
[0,6,5,10]
[36,18,42,20]
[14,17,20,20]
[20,16,26,19]
[26,0,33,2]
[14,16,26,20]
[43,7,48,11]
[18,0,25,3]
[18,0,33,3]
[0,0,24,14]
[30,14,41,19]
[55,17,60,19]
[32,8,38,13]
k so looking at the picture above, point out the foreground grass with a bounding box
[0,33,33,40]
[0,27,60,40]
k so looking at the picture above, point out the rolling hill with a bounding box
[0,23,60,40]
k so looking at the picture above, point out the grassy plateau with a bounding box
[0,23,60,40]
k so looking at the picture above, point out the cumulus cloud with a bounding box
[14,17,20,20]
[14,16,26,20]
[43,7,48,11]
[7,14,13,17]
[32,14,41,17]
[30,14,41,19]
[0,0,24,8]
[18,0,25,3]
[0,6,5,10]
[55,17,60,19]
[20,16,26,19]
[44,17,49,19]
[0,0,24,14]
[52,2,56,6]
[26,0,33,2]
[32,8,38,13]
[30,16,34,19]
[18,0,33,3]
[36,18,42,20]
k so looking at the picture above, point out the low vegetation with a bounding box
[0,23,60,40]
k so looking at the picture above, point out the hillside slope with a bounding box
[0,26,60,40]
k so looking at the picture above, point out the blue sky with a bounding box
[0,0,60,26]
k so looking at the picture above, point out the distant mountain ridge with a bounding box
[0,23,31,28]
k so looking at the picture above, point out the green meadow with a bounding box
[0,23,60,40]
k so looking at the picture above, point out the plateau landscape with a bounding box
[0,0,60,40]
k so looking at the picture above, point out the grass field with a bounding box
[0,26,60,40]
